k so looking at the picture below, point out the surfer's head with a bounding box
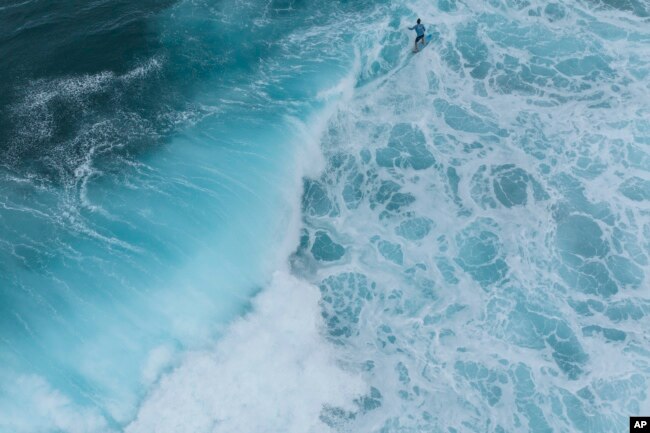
[417,18,421,24]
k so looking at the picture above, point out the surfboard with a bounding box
[412,34,433,53]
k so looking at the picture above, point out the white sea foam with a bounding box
[288,0,650,431]
[126,271,365,433]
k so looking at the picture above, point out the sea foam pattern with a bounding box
[293,0,650,431]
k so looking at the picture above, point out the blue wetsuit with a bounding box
[409,23,425,36]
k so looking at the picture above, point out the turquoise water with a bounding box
[1,0,649,431]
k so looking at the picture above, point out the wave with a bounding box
[2,0,649,432]
[128,0,650,431]
[0,0,369,431]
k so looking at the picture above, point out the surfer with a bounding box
[408,18,426,52]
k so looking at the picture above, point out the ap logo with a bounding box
[631,417,650,432]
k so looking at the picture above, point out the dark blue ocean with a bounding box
[1,0,649,431]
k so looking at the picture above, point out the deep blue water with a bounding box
[1,0,649,431]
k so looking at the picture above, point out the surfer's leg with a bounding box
[414,35,422,52]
